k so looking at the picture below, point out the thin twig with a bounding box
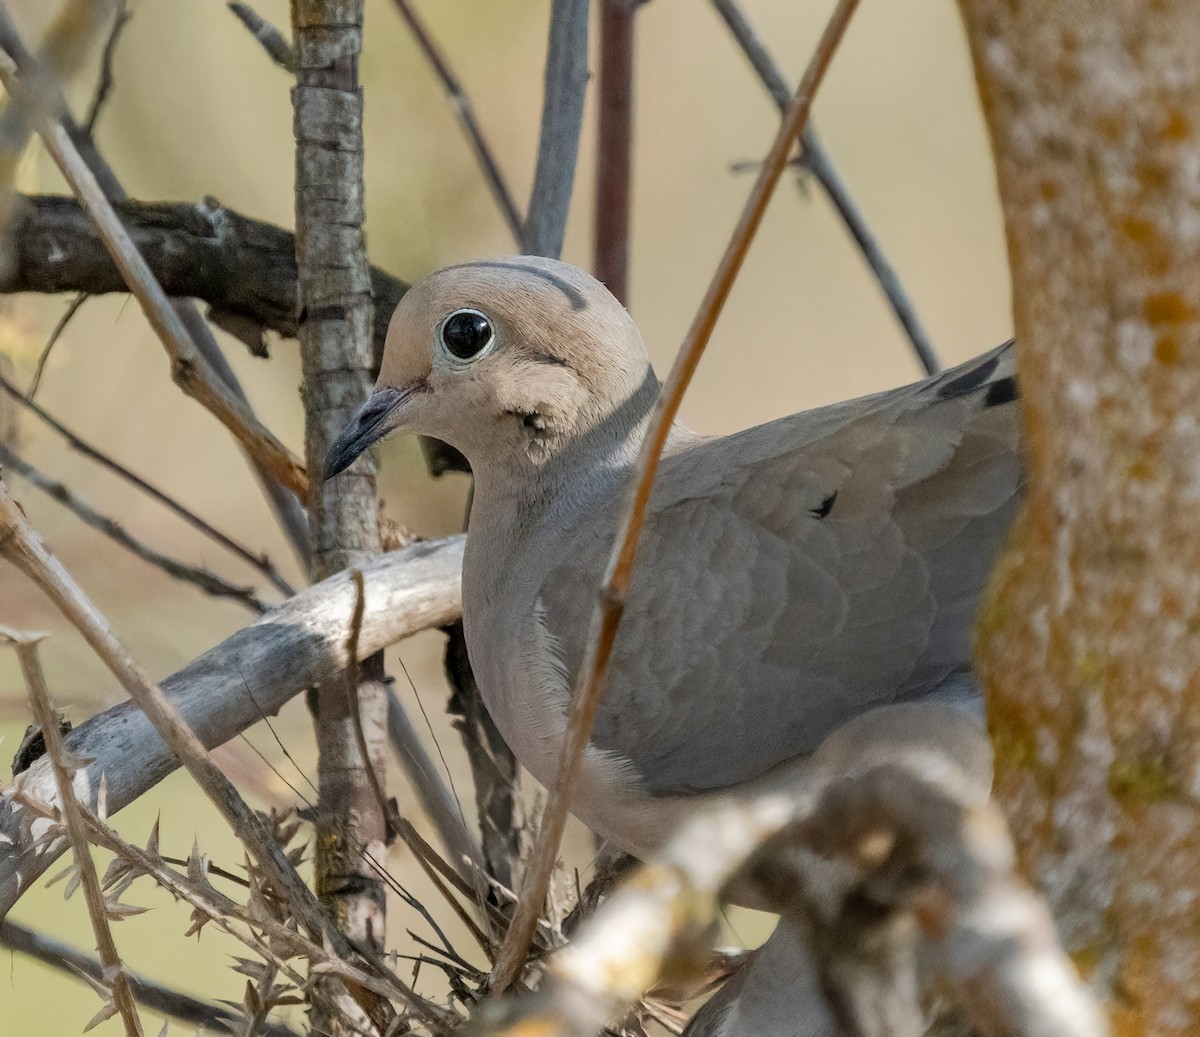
[3,628,145,1037]
[27,292,88,398]
[0,47,309,499]
[0,919,302,1037]
[389,0,522,242]
[522,0,590,258]
[0,480,413,1026]
[490,0,861,991]
[710,0,940,375]
[82,0,130,137]
[385,683,486,889]
[0,371,294,595]
[0,447,271,614]
[594,0,637,302]
[227,2,294,71]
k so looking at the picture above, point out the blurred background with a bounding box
[0,0,1010,1030]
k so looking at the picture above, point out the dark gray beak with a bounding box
[324,386,408,480]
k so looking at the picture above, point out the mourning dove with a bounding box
[327,256,1022,1032]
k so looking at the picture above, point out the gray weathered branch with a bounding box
[0,194,409,362]
[0,534,464,918]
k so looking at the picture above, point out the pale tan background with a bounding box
[0,0,1010,1030]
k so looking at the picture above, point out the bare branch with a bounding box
[0,446,271,613]
[0,519,464,913]
[0,8,311,566]
[522,0,590,259]
[594,0,637,302]
[390,0,522,242]
[0,919,302,1037]
[227,2,294,72]
[82,0,130,137]
[0,194,409,362]
[710,0,941,375]
[385,682,487,889]
[0,370,295,595]
[0,55,309,498]
[491,0,860,992]
[27,291,88,398]
[3,629,145,1037]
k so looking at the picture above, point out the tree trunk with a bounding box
[290,0,387,1028]
[961,3,1200,1033]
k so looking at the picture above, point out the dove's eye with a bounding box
[439,308,495,363]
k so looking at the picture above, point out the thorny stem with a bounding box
[490,0,862,991]
[3,629,145,1037]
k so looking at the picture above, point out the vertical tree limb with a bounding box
[521,0,591,258]
[289,2,388,1030]
[594,0,636,303]
[961,2,1200,1033]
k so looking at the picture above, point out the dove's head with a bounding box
[324,257,657,480]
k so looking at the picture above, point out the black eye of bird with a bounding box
[440,309,494,360]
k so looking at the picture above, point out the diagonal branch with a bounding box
[390,0,522,242]
[0,447,271,613]
[4,629,145,1037]
[0,9,312,565]
[710,0,940,375]
[0,919,301,1037]
[0,370,295,595]
[491,0,861,992]
[0,520,464,914]
[0,50,308,499]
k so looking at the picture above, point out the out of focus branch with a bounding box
[0,194,409,362]
[710,0,941,375]
[0,446,271,613]
[390,0,522,242]
[0,919,302,1037]
[0,370,295,595]
[0,9,312,566]
[475,760,1104,1037]
[0,52,309,498]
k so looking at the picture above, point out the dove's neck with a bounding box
[469,363,664,538]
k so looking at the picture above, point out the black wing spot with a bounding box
[984,375,1019,407]
[810,491,837,520]
[937,354,1000,399]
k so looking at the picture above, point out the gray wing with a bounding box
[539,343,1022,796]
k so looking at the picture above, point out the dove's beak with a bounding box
[324,384,420,480]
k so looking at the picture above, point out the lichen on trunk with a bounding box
[960,2,1200,1033]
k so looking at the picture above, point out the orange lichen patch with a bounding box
[1120,216,1158,245]
[1135,158,1172,194]
[1161,109,1191,141]
[1154,335,1181,364]
[1144,293,1196,325]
